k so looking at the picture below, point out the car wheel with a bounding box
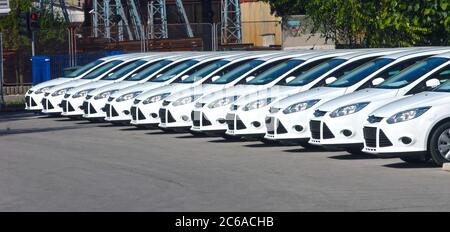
[429,121,450,166]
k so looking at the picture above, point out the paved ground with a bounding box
[1,112,450,212]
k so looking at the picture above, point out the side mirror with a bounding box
[156,74,163,78]
[180,75,190,80]
[371,77,385,86]
[108,72,114,76]
[130,73,138,78]
[245,76,256,82]
[325,76,337,85]
[211,75,221,82]
[426,78,441,88]
[285,76,296,84]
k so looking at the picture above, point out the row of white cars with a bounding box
[25,47,450,166]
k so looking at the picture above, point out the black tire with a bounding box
[429,121,450,166]
[400,156,430,164]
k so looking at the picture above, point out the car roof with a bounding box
[432,51,450,59]
[382,48,450,59]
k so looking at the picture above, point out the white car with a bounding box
[362,79,450,166]
[190,50,355,136]
[309,51,450,154]
[41,53,152,115]
[105,52,241,124]
[130,52,279,128]
[226,49,402,140]
[25,53,132,111]
[265,48,450,146]
[79,53,183,120]
[158,52,304,131]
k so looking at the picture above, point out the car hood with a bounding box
[48,79,93,93]
[272,87,347,108]
[30,77,73,90]
[234,85,300,105]
[135,83,193,100]
[67,80,113,94]
[317,88,399,112]
[110,82,164,98]
[165,84,226,101]
[88,81,138,96]
[370,91,450,117]
[198,84,268,103]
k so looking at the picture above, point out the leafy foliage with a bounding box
[265,0,450,47]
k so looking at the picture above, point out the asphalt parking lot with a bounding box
[1,112,450,211]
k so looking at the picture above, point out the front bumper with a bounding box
[224,111,266,137]
[61,96,86,116]
[82,98,108,119]
[129,101,164,126]
[41,95,64,114]
[362,120,428,156]
[25,93,44,111]
[264,109,314,141]
[158,103,196,129]
[104,99,134,122]
[190,107,229,133]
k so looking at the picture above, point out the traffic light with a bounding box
[30,12,39,31]
[18,12,31,37]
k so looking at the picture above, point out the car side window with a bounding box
[236,59,287,84]
[356,56,431,90]
[406,65,450,95]
[312,57,376,88]
[203,60,252,84]
[172,60,216,82]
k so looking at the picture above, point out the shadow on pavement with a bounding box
[283,147,325,153]
[0,112,38,122]
[328,153,381,160]
[383,162,439,169]
[208,138,246,143]
[0,125,91,136]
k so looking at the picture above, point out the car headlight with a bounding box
[51,87,74,97]
[142,93,170,105]
[116,91,143,102]
[172,94,202,107]
[208,96,239,109]
[283,99,320,114]
[35,86,55,94]
[243,97,276,111]
[72,88,95,98]
[386,107,430,124]
[94,89,119,100]
[330,102,370,118]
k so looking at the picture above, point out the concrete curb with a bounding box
[443,163,450,172]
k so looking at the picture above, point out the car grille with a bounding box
[111,105,119,117]
[105,104,111,117]
[41,99,47,109]
[322,122,335,139]
[83,102,89,114]
[192,111,200,127]
[276,121,288,134]
[309,120,321,139]
[266,117,275,135]
[61,100,67,112]
[225,114,246,130]
[363,127,377,147]
[313,110,327,117]
[159,108,176,123]
[42,99,54,110]
[131,106,137,120]
[367,115,383,123]
[379,130,393,147]
[89,103,97,114]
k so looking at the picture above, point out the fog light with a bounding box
[217,118,226,124]
[181,115,189,121]
[251,121,261,128]
[400,136,412,145]
[341,129,352,137]
[293,125,303,132]
[123,110,130,115]
[150,113,158,118]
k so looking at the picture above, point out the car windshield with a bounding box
[101,60,147,80]
[175,60,230,83]
[246,59,304,85]
[151,60,199,82]
[82,60,124,79]
[434,78,450,92]
[66,60,104,78]
[327,58,394,87]
[125,60,172,81]
[212,60,264,84]
[376,57,449,89]
[286,58,346,86]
